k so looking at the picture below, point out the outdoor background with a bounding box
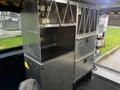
[0,12,120,56]
[101,15,120,54]
[0,12,22,50]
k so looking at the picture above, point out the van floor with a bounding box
[76,77,120,90]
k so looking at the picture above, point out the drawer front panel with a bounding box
[75,54,94,81]
[75,36,96,59]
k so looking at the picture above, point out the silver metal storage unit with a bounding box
[22,0,77,90]
[21,0,99,89]
[74,5,99,82]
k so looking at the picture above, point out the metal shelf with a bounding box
[40,24,60,28]
[40,23,76,28]
[76,32,96,40]
[61,23,76,26]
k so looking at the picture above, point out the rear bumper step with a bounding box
[93,64,120,88]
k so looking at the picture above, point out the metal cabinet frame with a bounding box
[21,0,99,90]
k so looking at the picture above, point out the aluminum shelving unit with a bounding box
[22,0,77,90]
[74,4,99,82]
[21,0,99,90]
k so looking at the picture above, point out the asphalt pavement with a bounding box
[0,29,21,38]
[99,48,120,72]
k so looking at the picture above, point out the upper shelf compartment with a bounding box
[77,7,99,35]
[38,0,77,26]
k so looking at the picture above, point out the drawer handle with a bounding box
[86,38,89,42]
[83,59,87,63]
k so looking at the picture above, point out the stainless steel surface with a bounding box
[22,0,76,90]
[75,36,96,60]
[22,0,100,89]
[76,32,96,40]
[77,7,98,35]
[74,3,98,82]
[38,0,76,25]
[21,0,41,61]
[75,52,94,63]
[38,0,61,25]
[43,52,74,90]
[40,23,76,28]
[40,26,75,62]
[62,1,76,24]
[25,52,74,90]
[74,54,94,82]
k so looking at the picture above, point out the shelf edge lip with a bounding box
[75,51,94,63]
[76,32,96,40]
[40,23,76,28]
[61,23,76,26]
[42,51,74,64]
[40,24,60,28]
[24,54,44,66]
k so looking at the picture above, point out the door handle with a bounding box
[86,38,89,42]
[83,59,87,63]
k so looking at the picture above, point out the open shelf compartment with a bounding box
[40,26,75,62]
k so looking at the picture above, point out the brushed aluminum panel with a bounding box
[43,52,74,90]
[74,54,94,81]
[75,36,96,60]
[21,0,41,61]
[25,52,74,90]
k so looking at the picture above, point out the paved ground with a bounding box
[0,29,21,38]
[99,48,120,72]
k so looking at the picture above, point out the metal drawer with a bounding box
[75,36,96,60]
[74,54,94,81]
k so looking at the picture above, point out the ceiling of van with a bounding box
[0,0,120,12]
[0,0,23,12]
[73,0,120,4]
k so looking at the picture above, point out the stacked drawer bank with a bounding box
[75,6,99,82]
